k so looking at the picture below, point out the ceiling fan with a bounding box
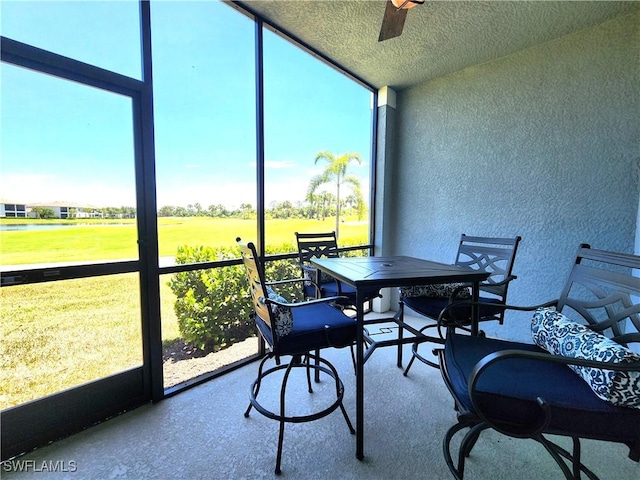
[378,0,425,42]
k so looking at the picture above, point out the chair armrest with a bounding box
[479,275,517,294]
[265,295,350,309]
[445,275,518,302]
[437,299,560,329]
[435,298,559,339]
[484,274,517,288]
[477,274,518,298]
[266,277,308,287]
[452,274,518,290]
[266,277,321,298]
[466,348,640,438]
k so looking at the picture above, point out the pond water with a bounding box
[0,224,129,231]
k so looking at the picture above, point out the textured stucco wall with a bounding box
[389,12,640,341]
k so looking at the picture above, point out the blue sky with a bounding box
[0,0,373,209]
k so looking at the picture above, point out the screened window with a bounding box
[0,0,141,79]
[0,63,137,267]
[0,0,375,412]
[263,28,373,253]
[151,1,257,264]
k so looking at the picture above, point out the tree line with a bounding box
[30,206,136,219]
[157,196,365,221]
[159,151,366,234]
[29,152,366,229]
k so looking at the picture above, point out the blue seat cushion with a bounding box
[256,302,356,356]
[320,280,356,298]
[403,296,504,323]
[443,333,640,443]
[303,280,357,304]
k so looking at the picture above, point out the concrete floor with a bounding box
[3,315,639,480]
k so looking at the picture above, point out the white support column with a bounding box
[372,86,397,313]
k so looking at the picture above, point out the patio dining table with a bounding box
[310,255,490,460]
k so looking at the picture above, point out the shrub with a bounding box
[169,243,304,352]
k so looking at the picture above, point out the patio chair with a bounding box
[236,238,356,475]
[437,244,640,479]
[399,234,521,373]
[296,231,375,375]
[295,231,357,309]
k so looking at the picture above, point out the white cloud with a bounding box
[2,171,370,211]
[265,160,296,169]
[0,173,135,207]
[156,181,257,209]
[250,160,296,169]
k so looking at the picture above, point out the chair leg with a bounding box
[304,354,313,393]
[536,435,599,480]
[396,304,404,368]
[350,344,357,374]
[568,436,598,480]
[571,436,581,479]
[457,423,486,477]
[536,435,575,480]
[460,423,489,458]
[275,420,285,475]
[404,324,442,376]
[314,348,321,382]
[339,402,356,435]
[402,345,418,376]
[443,419,476,480]
[247,353,352,474]
[245,355,271,417]
[275,358,296,475]
[446,423,600,480]
[321,352,356,435]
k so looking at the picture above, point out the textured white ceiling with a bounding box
[237,1,639,90]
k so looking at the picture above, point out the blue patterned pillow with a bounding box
[263,288,293,337]
[399,283,471,299]
[531,307,640,409]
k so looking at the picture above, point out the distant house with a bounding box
[26,202,103,219]
[0,199,27,218]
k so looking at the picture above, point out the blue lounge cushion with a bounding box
[531,307,640,409]
[256,302,356,355]
[443,333,640,443]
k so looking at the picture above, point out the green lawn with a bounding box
[0,217,368,409]
[1,275,144,409]
[0,217,368,265]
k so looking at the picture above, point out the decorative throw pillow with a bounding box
[263,287,293,337]
[531,307,640,409]
[399,283,471,299]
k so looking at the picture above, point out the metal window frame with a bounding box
[0,1,159,460]
[0,0,378,460]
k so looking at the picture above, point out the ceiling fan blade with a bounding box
[378,0,408,42]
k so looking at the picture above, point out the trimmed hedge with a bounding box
[169,243,302,352]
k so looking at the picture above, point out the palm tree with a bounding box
[307,151,362,238]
